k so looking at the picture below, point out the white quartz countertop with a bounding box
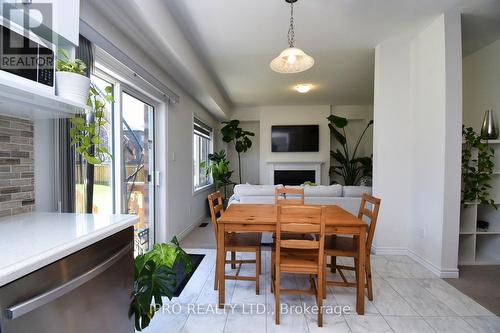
[0,212,138,287]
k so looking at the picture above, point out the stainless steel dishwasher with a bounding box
[0,227,134,333]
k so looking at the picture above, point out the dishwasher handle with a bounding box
[4,243,133,320]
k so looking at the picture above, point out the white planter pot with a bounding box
[55,71,90,105]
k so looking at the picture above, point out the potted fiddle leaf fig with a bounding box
[55,48,90,105]
[131,237,192,331]
[221,120,255,184]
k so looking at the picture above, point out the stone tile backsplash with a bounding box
[0,115,35,217]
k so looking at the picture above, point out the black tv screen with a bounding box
[271,125,319,152]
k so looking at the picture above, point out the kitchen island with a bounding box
[0,212,138,333]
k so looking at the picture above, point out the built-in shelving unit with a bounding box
[0,80,85,119]
[459,140,500,265]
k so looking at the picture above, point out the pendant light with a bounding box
[270,0,314,74]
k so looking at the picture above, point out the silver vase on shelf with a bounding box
[481,110,498,140]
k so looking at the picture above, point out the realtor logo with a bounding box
[1,1,53,70]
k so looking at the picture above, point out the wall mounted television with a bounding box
[271,125,319,152]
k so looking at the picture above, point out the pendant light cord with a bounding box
[287,2,295,47]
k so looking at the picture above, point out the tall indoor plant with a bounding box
[131,237,192,331]
[328,115,373,185]
[462,126,496,208]
[221,120,255,184]
[201,150,234,199]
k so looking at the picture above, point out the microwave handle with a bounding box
[4,243,133,320]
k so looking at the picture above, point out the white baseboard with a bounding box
[176,214,208,241]
[371,246,408,256]
[407,249,459,278]
[371,246,459,278]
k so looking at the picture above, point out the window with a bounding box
[193,117,213,190]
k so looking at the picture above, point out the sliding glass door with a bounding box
[121,91,155,255]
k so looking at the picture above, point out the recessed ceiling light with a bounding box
[294,84,313,93]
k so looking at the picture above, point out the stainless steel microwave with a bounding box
[0,24,55,92]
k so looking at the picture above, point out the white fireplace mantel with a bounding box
[266,161,325,185]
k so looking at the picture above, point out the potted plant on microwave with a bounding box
[55,48,90,105]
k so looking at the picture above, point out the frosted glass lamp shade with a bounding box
[270,47,315,73]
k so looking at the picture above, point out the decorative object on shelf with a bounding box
[69,84,113,165]
[302,181,317,186]
[480,110,498,140]
[131,236,192,331]
[328,115,373,186]
[201,150,235,200]
[462,126,497,209]
[221,120,255,184]
[477,220,489,232]
[55,49,90,105]
[270,0,314,73]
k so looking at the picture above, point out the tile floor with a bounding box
[142,248,500,333]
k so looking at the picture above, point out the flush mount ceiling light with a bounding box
[294,83,313,93]
[270,0,314,74]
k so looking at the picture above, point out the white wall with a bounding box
[232,105,331,185]
[81,2,220,242]
[463,37,500,131]
[373,36,412,254]
[34,119,56,212]
[373,13,462,277]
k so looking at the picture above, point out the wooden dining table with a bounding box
[216,204,369,315]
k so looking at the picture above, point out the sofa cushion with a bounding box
[342,186,372,197]
[304,185,343,197]
[233,184,279,199]
[283,185,343,197]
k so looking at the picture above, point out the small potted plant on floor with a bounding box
[55,48,90,105]
[131,237,192,331]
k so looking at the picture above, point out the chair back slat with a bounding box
[281,223,321,233]
[276,205,326,267]
[275,187,305,205]
[357,193,381,251]
[208,191,224,244]
[281,239,320,250]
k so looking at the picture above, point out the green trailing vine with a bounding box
[56,49,87,75]
[69,84,114,164]
[462,126,496,208]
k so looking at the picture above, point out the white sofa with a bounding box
[229,184,372,215]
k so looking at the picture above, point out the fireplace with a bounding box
[274,170,315,185]
[267,161,324,185]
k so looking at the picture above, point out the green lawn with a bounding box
[75,184,113,213]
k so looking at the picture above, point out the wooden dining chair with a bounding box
[323,193,381,301]
[274,187,312,241]
[275,186,305,205]
[208,191,262,294]
[271,205,326,327]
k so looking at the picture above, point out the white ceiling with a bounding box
[165,0,500,108]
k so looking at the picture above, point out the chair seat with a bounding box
[324,236,359,258]
[225,232,262,250]
[273,248,319,273]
